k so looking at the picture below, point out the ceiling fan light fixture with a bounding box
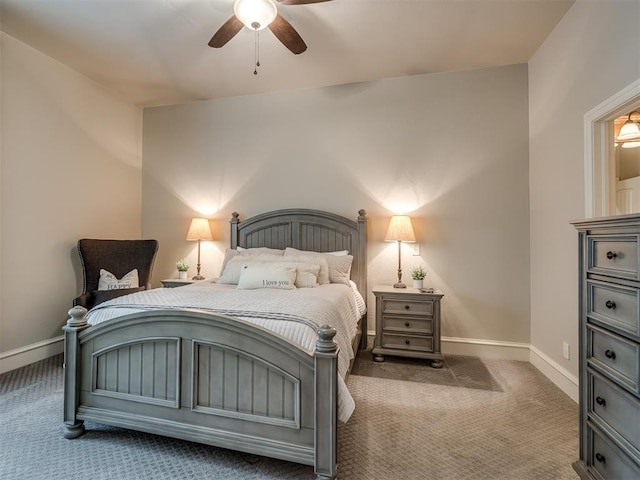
[234,0,277,31]
[616,111,640,142]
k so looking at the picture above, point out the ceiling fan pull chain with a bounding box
[254,28,260,75]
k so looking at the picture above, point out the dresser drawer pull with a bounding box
[405,340,410,345]
[595,452,606,464]
[605,300,616,309]
[404,305,410,310]
[606,251,618,260]
[604,349,616,360]
[405,322,410,327]
[595,396,606,406]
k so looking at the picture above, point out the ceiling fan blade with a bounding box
[268,14,307,54]
[276,0,332,4]
[208,15,243,48]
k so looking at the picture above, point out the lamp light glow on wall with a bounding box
[616,111,640,149]
[186,218,213,280]
[385,215,416,289]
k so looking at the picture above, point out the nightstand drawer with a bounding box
[587,425,640,479]
[380,298,433,316]
[382,315,433,334]
[588,281,640,337]
[381,333,433,352]
[589,371,640,451]
[588,325,640,393]
[588,235,639,280]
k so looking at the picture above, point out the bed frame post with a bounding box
[62,306,89,439]
[230,212,240,247]
[314,325,338,480]
[357,209,368,350]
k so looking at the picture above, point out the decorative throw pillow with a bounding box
[98,268,139,290]
[236,264,296,290]
[284,248,353,285]
[288,262,321,288]
[280,252,331,284]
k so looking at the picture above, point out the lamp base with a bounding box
[393,281,407,289]
[192,274,205,281]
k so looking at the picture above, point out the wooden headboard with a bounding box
[230,209,368,298]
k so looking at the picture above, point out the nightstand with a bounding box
[161,279,198,288]
[371,285,444,368]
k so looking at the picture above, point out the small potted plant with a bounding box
[410,265,427,289]
[176,259,189,279]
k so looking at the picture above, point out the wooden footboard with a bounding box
[63,306,338,479]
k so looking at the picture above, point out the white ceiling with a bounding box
[0,0,574,107]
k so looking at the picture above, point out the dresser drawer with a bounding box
[587,425,640,479]
[589,371,640,451]
[382,315,433,334]
[588,235,639,280]
[380,298,433,317]
[588,281,640,337]
[587,325,640,393]
[381,333,434,352]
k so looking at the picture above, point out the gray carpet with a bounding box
[0,348,579,479]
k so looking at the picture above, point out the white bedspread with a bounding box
[86,281,365,422]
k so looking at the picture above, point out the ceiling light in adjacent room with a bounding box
[616,111,640,142]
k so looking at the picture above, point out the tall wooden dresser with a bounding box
[572,215,640,479]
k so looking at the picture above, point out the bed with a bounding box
[63,208,368,480]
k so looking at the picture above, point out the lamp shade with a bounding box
[186,218,213,241]
[233,0,277,31]
[384,215,416,243]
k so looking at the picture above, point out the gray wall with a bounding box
[529,0,640,377]
[142,64,531,343]
[0,33,143,370]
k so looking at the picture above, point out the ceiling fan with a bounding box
[208,0,332,55]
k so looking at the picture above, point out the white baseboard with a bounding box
[442,336,530,361]
[529,345,579,403]
[0,336,64,374]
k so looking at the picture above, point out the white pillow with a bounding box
[237,246,284,255]
[219,248,285,278]
[220,256,320,288]
[236,264,296,290]
[284,248,353,285]
[219,254,287,284]
[286,247,349,256]
[98,268,139,290]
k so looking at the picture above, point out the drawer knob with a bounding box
[605,300,616,310]
[404,305,410,310]
[405,322,410,327]
[605,349,616,360]
[595,453,606,464]
[595,396,606,407]
[606,251,617,260]
[405,340,410,345]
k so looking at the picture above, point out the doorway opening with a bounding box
[585,79,640,218]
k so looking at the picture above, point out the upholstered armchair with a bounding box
[73,239,159,310]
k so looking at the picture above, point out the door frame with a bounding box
[585,78,640,218]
